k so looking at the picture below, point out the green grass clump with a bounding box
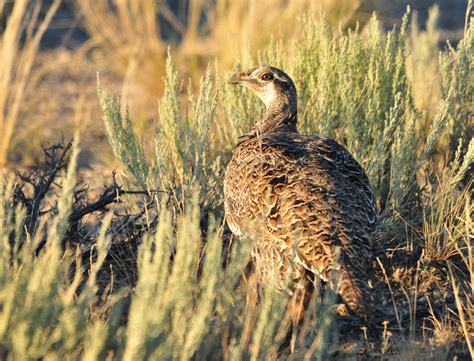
[0,8,472,360]
[0,141,113,360]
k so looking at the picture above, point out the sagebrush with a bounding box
[0,8,472,360]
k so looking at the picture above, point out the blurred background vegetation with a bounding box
[0,0,470,169]
[0,1,472,360]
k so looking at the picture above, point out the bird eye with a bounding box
[261,73,274,81]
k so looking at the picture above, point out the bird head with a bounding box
[228,66,297,108]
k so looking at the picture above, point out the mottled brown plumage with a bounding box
[224,66,377,316]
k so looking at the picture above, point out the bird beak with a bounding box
[228,73,242,85]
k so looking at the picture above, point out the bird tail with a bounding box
[338,265,373,324]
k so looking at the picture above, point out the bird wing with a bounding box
[224,131,377,281]
[266,132,376,273]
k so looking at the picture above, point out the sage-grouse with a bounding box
[224,66,377,317]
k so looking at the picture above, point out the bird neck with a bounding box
[254,93,297,134]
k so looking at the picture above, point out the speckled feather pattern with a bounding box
[224,66,377,315]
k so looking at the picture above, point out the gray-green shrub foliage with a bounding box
[101,11,472,217]
[0,10,472,360]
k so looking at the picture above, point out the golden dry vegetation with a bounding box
[0,1,472,360]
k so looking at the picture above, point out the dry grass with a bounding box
[0,1,472,360]
[0,0,60,165]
